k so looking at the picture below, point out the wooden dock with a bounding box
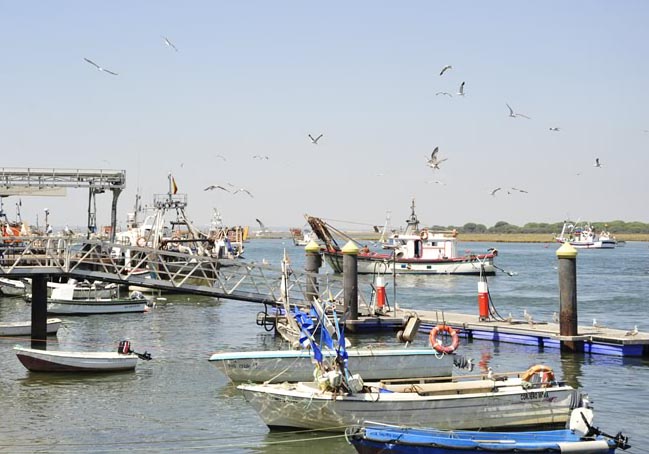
[346,307,649,357]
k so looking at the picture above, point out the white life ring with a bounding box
[420,230,429,241]
[136,237,146,247]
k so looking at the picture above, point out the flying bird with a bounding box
[490,187,502,197]
[511,187,528,193]
[426,147,447,170]
[439,65,453,76]
[457,81,466,96]
[83,58,118,76]
[549,127,560,131]
[163,36,178,52]
[594,158,602,168]
[435,92,453,97]
[233,188,254,198]
[426,180,446,185]
[204,185,230,192]
[215,154,227,161]
[252,155,269,160]
[506,103,530,119]
[308,134,323,144]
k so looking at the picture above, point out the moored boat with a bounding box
[237,365,585,432]
[346,408,631,454]
[46,286,150,315]
[14,340,152,372]
[307,201,497,275]
[210,347,455,383]
[0,318,62,337]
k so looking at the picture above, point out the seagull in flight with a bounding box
[490,187,502,197]
[233,188,254,198]
[308,134,323,144]
[549,127,560,131]
[426,147,447,170]
[594,158,602,168]
[204,185,230,192]
[439,65,453,76]
[163,36,178,52]
[506,103,530,119]
[83,58,118,76]
[511,187,528,193]
[215,154,227,161]
[426,180,446,185]
[435,91,453,97]
[252,155,269,160]
[457,81,466,96]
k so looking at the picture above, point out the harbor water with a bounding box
[2,240,649,453]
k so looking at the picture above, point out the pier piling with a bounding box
[556,243,582,352]
[304,240,322,303]
[342,241,359,321]
[30,275,48,350]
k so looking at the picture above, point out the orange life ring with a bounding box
[136,237,146,247]
[521,364,555,387]
[429,324,460,354]
[420,230,429,241]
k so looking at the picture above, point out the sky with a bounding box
[1,1,648,232]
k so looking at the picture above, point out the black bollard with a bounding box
[342,241,359,321]
[31,275,48,350]
[304,240,322,303]
[556,243,582,352]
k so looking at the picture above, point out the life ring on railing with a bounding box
[420,229,429,241]
[136,237,146,247]
[429,324,460,354]
[521,365,555,387]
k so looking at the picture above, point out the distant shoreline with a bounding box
[252,232,649,243]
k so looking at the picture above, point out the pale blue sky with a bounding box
[1,1,648,231]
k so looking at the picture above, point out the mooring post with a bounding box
[31,275,48,350]
[556,242,582,352]
[304,240,322,303]
[342,241,359,321]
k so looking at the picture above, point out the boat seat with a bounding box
[381,379,496,396]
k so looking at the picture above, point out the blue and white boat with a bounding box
[346,408,631,454]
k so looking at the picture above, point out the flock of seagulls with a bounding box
[204,183,253,198]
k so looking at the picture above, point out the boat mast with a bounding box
[404,199,420,235]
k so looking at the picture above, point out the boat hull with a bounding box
[323,251,496,275]
[14,346,139,372]
[348,425,617,454]
[210,348,454,383]
[47,299,147,315]
[0,318,62,336]
[238,379,581,432]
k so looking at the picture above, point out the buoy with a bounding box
[478,275,489,320]
[375,275,386,310]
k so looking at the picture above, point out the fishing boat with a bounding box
[346,408,631,454]
[14,340,152,372]
[0,318,62,337]
[555,222,617,249]
[307,201,497,275]
[290,227,318,246]
[46,286,150,315]
[210,347,455,383]
[237,365,585,432]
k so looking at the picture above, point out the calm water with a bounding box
[2,240,649,453]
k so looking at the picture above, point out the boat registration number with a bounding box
[520,391,549,401]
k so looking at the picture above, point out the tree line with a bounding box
[427,220,649,234]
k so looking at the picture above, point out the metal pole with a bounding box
[342,241,359,321]
[557,243,582,352]
[31,275,48,350]
[110,188,122,242]
[304,240,322,303]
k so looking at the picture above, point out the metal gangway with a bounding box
[0,236,369,309]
